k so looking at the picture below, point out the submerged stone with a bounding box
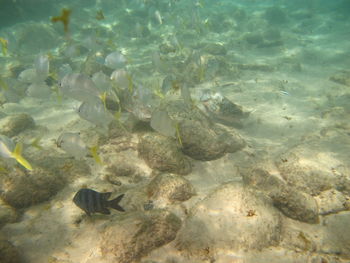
[0,237,21,263]
[176,183,282,254]
[101,210,181,263]
[147,173,196,203]
[0,167,66,209]
[0,113,35,137]
[179,120,245,161]
[138,133,192,175]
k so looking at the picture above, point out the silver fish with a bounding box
[77,100,114,129]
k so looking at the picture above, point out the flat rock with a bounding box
[175,183,282,255]
[315,189,349,215]
[0,113,35,137]
[329,70,350,86]
[100,210,181,263]
[0,237,21,263]
[138,133,192,175]
[147,173,196,204]
[0,167,66,209]
[321,212,350,258]
[271,186,319,224]
[243,168,319,223]
[179,120,245,161]
[0,200,17,228]
[275,146,344,195]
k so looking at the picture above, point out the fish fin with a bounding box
[102,192,112,200]
[101,208,111,215]
[175,122,183,147]
[89,145,103,165]
[99,91,108,111]
[108,193,125,212]
[0,37,8,56]
[30,136,43,150]
[127,74,133,93]
[85,210,91,216]
[0,77,9,90]
[11,142,33,171]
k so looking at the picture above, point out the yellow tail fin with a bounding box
[99,91,108,111]
[89,145,103,165]
[11,142,33,171]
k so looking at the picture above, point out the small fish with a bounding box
[57,132,103,164]
[34,53,50,82]
[0,37,8,56]
[60,73,101,104]
[150,110,176,137]
[154,10,163,25]
[96,9,105,20]
[57,132,88,159]
[0,135,33,170]
[77,100,114,129]
[51,8,71,33]
[280,90,290,96]
[73,188,125,216]
[105,51,127,70]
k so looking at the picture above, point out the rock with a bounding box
[275,147,341,195]
[179,119,227,160]
[0,167,66,209]
[201,90,249,128]
[147,173,195,204]
[321,212,350,258]
[151,100,245,160]
[329,70,350,86]
[138,133,192,175]
[0,237,21,263]
[243,168,319,223]
[237,63,275,72]
[270,186,319,224]
[179,120,244,161]
[103,158,141,185]
[216,127,246,153]
[164,99,209,124]
[175,183,281,255]
[100,210,181,263]
[159,42,177,54]
[0,200,17,228]
[106,161,136,177]
[203,43,227,55]
[32,151,91,181]
[315,189,349,215]
[242,168,282,189]
[243,32,265,46]
[0,113,35,137]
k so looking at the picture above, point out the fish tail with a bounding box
[99,91,108,111]
[175,122,183,147]
[30,136,43,150]
[108,193,125,212]
[89,145,103,165]
[11,142,33,171]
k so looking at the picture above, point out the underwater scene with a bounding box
[0,0,350,262]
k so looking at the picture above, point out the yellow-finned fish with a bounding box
[89,145,103,165]
[0,135,33,170]
[0,37,8,56]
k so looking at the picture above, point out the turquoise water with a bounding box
[0,1,350,262]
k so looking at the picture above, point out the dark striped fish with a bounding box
[73,188,125,216]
